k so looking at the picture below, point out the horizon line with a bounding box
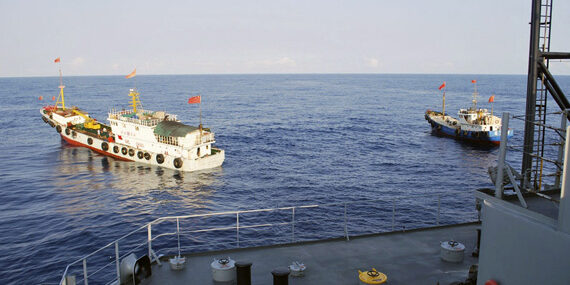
[1,72,550,79]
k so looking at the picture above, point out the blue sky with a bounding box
[1,0,569,77]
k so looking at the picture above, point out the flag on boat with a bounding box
[438,82,446,90]
[125,68,136,79]
[489,95,495,103]
[188,96,201,104]
[54,57,61,63]
[52,96,56,101]
[472,80,477,84]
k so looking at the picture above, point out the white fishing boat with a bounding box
[40,70,224,172]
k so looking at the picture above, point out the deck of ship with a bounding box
[143,223,479,285]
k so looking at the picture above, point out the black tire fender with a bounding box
[173,158,183,169]
[156,154,165,164]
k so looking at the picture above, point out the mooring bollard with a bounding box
[236,261,252,285]
[271,267,290,285]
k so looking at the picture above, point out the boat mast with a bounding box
[439,81,446,118]
[125,68,142,113]
[55,59,66,110]
[471,80,478,110]
[442,90,446,119]
[128,89,142,113]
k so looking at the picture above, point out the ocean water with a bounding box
[1,74,569,284]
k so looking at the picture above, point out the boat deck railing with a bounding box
[195,133,215,145]
[58,190,476,285]
[108,109,178,127]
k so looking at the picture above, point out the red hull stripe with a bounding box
[60,134,134,162]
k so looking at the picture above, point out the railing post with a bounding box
[392,200,396,231]
[495,112,510,199]
[115,242,120,283]
[176,217,181,257]
[82,258,88,285]
[291,207,295,243]
[236,212,240,248]
[147,223,152,259]
[437,195,441,226]
[344,202,349,241]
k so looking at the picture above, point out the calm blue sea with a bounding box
[1,74,569,284]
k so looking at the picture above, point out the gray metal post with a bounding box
[344,202,349,241]
[555,111,568,188]
[291,207,295,243]
[558,126,570,234]
[236,212,240,248]
[392,200,396,231]
[495,112,510,199]
[147,224,152,259]
[176,218,181,257]
[82,259,88,285]
[115,242,120,283]
[437,195,441,226]
[521,0,542,184]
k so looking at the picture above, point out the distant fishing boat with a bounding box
[40,62,224,171]
[425,80,513,145]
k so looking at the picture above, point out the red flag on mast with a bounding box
[438,82,446,90]
[471,80,477,83]
[489,95,495,103]
[188,96,201,104]
[125,68,136,79]
[54,57,61,63]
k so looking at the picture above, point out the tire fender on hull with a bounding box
[156,154,165,164]
[173,158,183,169]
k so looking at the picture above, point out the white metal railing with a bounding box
[108,109,179,127]
[194,133,215,145]
[58,191,476,285]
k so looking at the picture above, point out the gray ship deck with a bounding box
[144,223,479,285]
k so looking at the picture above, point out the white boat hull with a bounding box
[41,109,224,172]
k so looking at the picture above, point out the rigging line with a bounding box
[508,142,563,148]
[509,116,567,132]
[512,111,566,119]
[504,148,563,167]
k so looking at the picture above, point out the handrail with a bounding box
[58,190,474,285]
